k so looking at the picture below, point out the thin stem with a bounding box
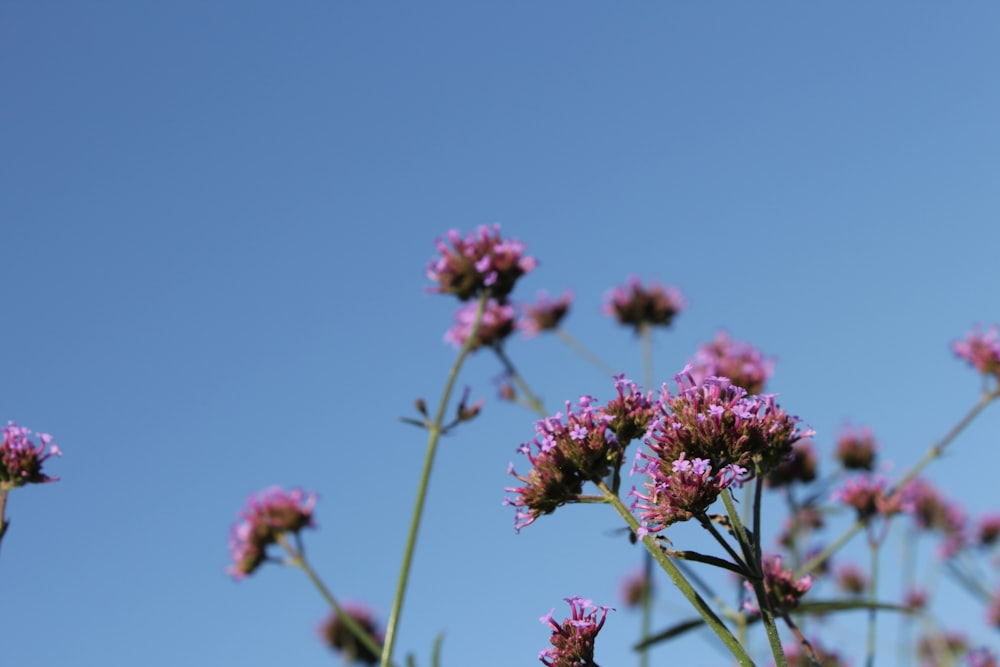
[865,532,880,667]
[0,489,8,554]
[381,292,489,667]
[276,534,388,665]
[555,327,618,378]
[638,322,654,667]
[597,481,755,666]
[720,492,758,575]
[797,389,999,579]
[696,513,751,574]
[492,345,547,418]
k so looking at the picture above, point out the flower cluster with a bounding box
[1,421,61,491]
[633,454,745,533]
[775,639,847,667]
[505,377,655,532]
[976,514,1000,547]
[444,299,516,350]
[903,478,967,557]
[745,555,813,613]
[689,331,774,395]
[619,567,653,608]
[227,487,317,580]
[319,604,384,666]
[967,647,1000,667]
[519,290,573,338]
[835,563,868,595]
[834,423,878,471]
[426,225,536,303]
[603,276,686,331]
[952,324,1000,383]
[538,597,613,667]
[766,441,818,487]
[832,474,909,521]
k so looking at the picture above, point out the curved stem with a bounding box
[276,534,388,664]
[381,293,490,666]
[597,481,755,666]
[555,327,618,378]
[492,345,547,418]
[797,389,999,579]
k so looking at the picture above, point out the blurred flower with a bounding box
[443,299,516,350]
[603,276,685,331]
[904,587,928,612]
[426,224,536,303]
[775,639,848,667]
[778,508,826,550]
[977,514,1000,547]
[952,324,1000,383]
[689,331,774,395]
[834,424,878,471]
[766,441,818,487]
[619,568,653,609]
[918,631,968,667]
[744,555,812,613]
[1,421,61,491]
[834,563,869,596]
[505,377,655,532]
[519,290,573,338]
[832,474,908,521]
[538,597,613,667]
[988,590,1000,629]
[966,647,999,667]
[903,478,967,557]
[226,487,316,580]
[319,604,384,666]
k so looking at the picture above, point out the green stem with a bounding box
[0,489,9,554]
[797,389,999,579]
[865,532,880,667]
[492,345,547,418]
[597,481,755,666]
[381,293,490,666]
[277,534,388,664]
[555,327,618,378]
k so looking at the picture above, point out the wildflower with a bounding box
[902,478,967,556]
[443,299,516,350]
[834,563,868,596]
[632,453,745,533]
[603,276,685,331]
[766,440,818,487]
[619,568,653,609]
[319,604,384,666]
[778,507,825,550]
[904,588,928,612]
[966,647,1000,667]
[1,422,61,491]
[918,632,968,667]
[538,597,613,667]
[834,424,878,471]
[744,555,812,613]
[426,224,536,303]
[520,290,573,338]
[505,377,655,532]
[226,487,317,580]
[689,331,774,395]
[952,324,1000,383]
[832,474,909,521]
[775,639,847,667]
[978,514,1000,547]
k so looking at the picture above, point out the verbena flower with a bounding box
[505,377,655,532]
[603,276,685,331]
[632,453,745,534]
[966,647,999,667]
[918,632,969,667]
[766,440,818,487]
[443,299,516,350]
[835,423,878,471]
[519,290,573,338]
[778,507,825,550]
[226,486,317,580]
[775,639,847,667]
[952,324,1000,383]
[1,421,61,491]
[319,604,384,666]
[835,563,869,595]
[689,331,774,395]
[744,555,813,614]
[538,596,613,667]
[904,588,929,612]
[426,224,536,303]
[977,514,1000,547]
[903,478,967,557]
[832,474,909,521]
[619,567,653,609]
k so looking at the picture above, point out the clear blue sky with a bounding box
[3,3,1000,666]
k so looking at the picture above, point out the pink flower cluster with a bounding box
[227,486,317,580]
[603,276,686,331]
[519,290,573,338]
[318,603,384,665]
[426,224,536,303]
[443,299,516,350]
[1,421,61,491]
[689,330,775,395]
[953,324,1000,382]
[744,555,813,613]
[538,597,613,667]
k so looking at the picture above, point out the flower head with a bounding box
[619,568,654,609]
[426,225,536,303]
[952,324,1000,382]
[902,478,967,556]
[538,597,613,667]
[519,290,573,338]
[689,331,775,395]
[603,276,685,331]
[835,423,878,471]
[977,514,1000,547]
[505,377,655,532]
[744,555,813,614]
[775,639,847,667]
[226,486,317,580]
[835,563,869,595]
[832,474,909,521]
[443,299,516,350]
[1,422,61,491]
[319,604,384,666]
[766,440,818,487]
[966,647,999,667]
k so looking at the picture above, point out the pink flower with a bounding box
[226,487,317,580]
[603,276,686,331]
[688,331,775,395]
[519,290,573,338]
[426,225,536,303]
[538,597,613,667]
[1,421,61,490]
[953,324,1000,382]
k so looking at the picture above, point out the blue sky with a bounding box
[2,3,1000,666]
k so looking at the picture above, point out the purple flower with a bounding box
[318,603,384,666]
[953,324,1000,382]
[443,299,516,350]
[765,440,818,488]
[774,639,847,667]
[619,568,654,609]
[426,225,536,303]
[966,647,999,667]
[834,423,878,471]
[744,555,813,613]
[226,487,317,580]
[1,421,61,490]
[688,331,775,395]
[633,451,744,532]
[603,276,686,331]
[834,563,869,596]
[901,478,967,556]
[505,378,655,532]
[519,290,573,338]
[977,514,1000,547]
[538,597,613,667]
[832,474,909,521]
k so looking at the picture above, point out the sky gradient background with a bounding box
[3,3,1000,666]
